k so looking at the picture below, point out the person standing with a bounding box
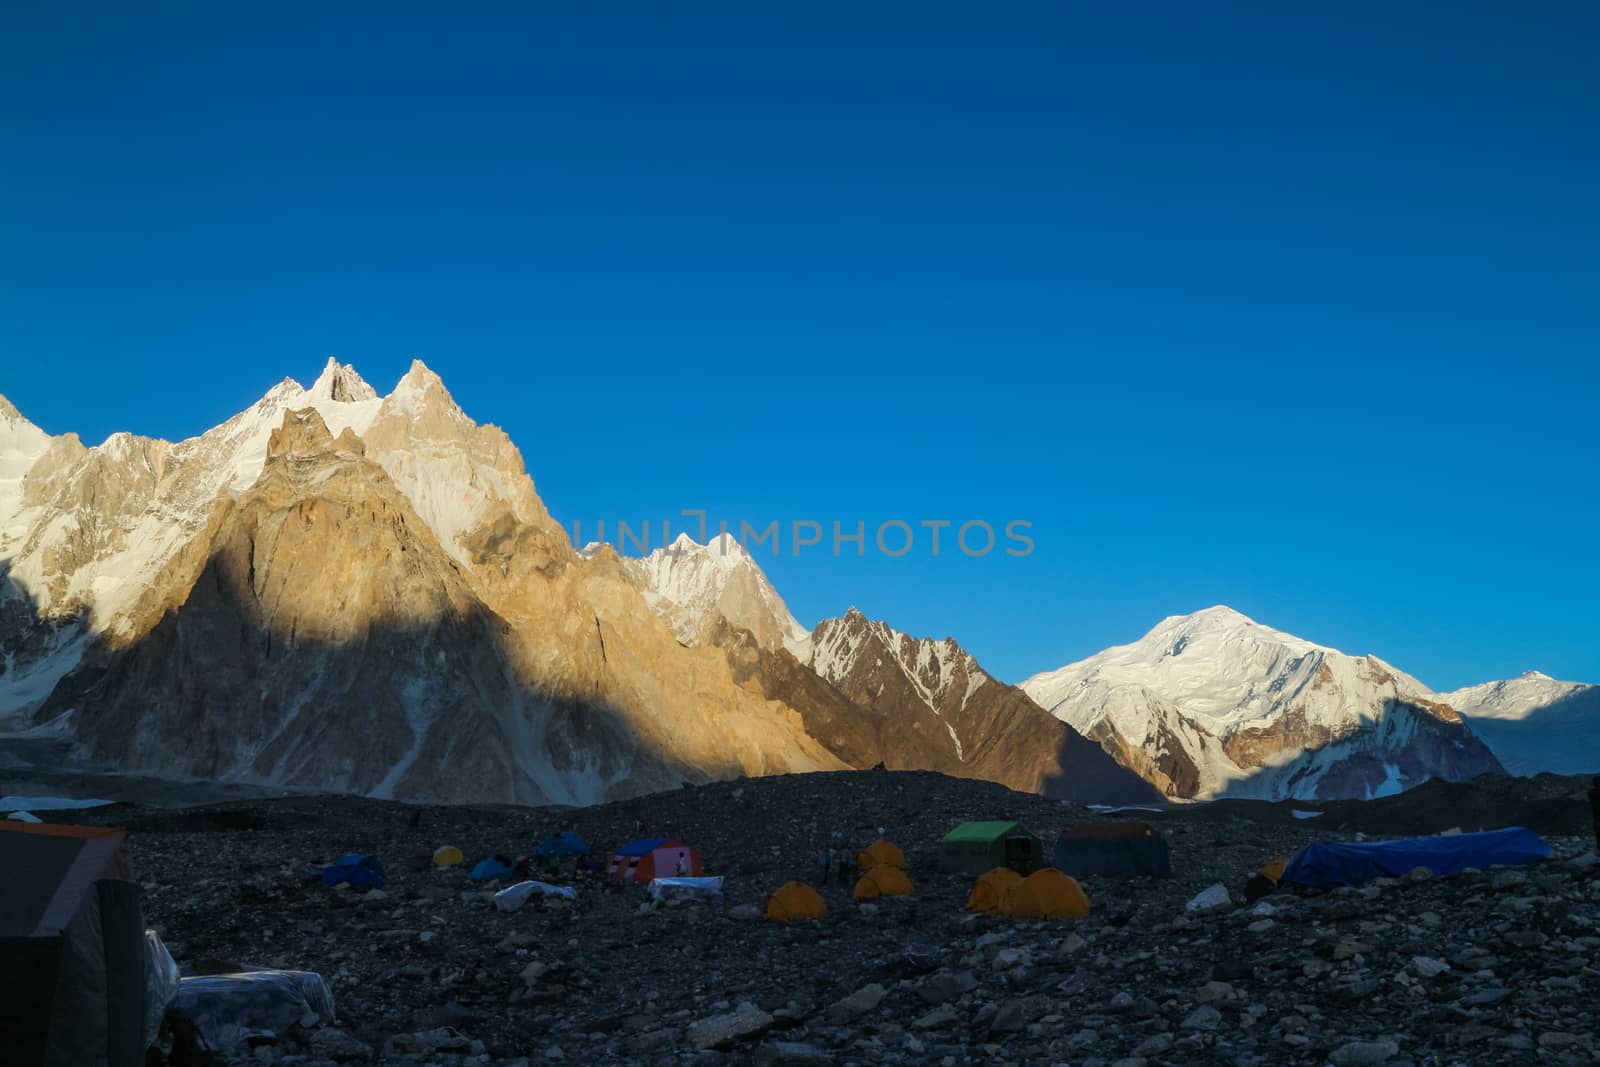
[1589,776,1600,853]
[818,846,832,883]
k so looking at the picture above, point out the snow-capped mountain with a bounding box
[1022,606,1505,801]
[607,532,811,656]
[1441,672,1600,777]
[0,361,844,802]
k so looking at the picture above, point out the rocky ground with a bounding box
[45,770,1600,1066]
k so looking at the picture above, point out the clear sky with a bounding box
[3,3,1597,690]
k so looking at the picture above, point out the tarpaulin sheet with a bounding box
[1281,826,1550,888]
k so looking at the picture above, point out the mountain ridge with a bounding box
[4,362,1593,804]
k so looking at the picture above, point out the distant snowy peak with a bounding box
[1439,673,1600,777]
[619,533,811,655]
[809,607,989,714]
[1021,605,1501,801]
[1441,672,1593,721]
[1027,604,1434,734]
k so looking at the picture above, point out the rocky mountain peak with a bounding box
[267,407,338,459]
[308,358,379,403]
[392,359,449,401]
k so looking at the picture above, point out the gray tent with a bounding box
[1053,821,1172,878]
[0,821,146,1066]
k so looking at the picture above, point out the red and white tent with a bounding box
[606,837,703,882]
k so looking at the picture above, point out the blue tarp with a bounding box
[534,832,591,858]
[1281,827,1551,888]
[612,837,669,857]
[322,853,385,890]
[470,856,516,882]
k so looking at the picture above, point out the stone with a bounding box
[687,1004,776,1051]
[1186,884,1231,913]
[989,1000,1026,1033]
[1489,870,1528,890]
[826,983,886,1024]
[913,1006,961,1031]
[1328,1040,1399,1066]
[917,973,969,1005]
[1180,1006,1222,1031]
[1332,941,1374,961]
[992,947,1028,969]
[1455,1024,1504,1047]
[756,1041,832,1065]
[307,1029,373,1062]
[1134,1034,1175,1056]
[1411,956,1450,978]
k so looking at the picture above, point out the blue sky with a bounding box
[2,3,1596,689]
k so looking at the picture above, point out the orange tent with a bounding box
[966,867,1023,913]
[999,868,1090,919]
[1258,858,1287,885]
[764,881,826,922]
[855,839,906,871]
[852,865,914,901]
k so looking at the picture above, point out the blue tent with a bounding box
[1281,827,1550,889]
[322,853,385,890]
[613,837,669,856]
[534,832,591,858]
[470,855,516,882]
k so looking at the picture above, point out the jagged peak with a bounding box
[308,357,378,403]
[267,407,336,459]
[386,359,467,421]
[1520,669,1552,681]
[394,358,445,395]
[0,394,26,422]
[642,531,751,566]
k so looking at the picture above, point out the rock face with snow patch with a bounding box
[615,533,811,656]
[1022,607,1504,801]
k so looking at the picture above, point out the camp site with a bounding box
[3,768,1596,1065]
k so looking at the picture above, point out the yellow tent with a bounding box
[764,881,827,922]
[999,868,1090,919]
[433,845,464,867]
[1258,858,1287,885]
[852,865,914,901]
[856,839,907,871]
[966,867,1024,913]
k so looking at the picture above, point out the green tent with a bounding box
[938,821,1043,877]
